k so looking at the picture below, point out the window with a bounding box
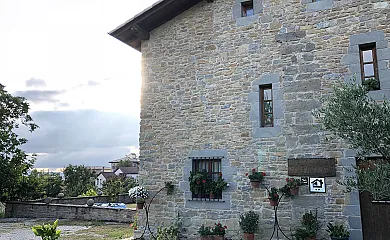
[359,43,379,88]
[191,158,222,199]
[241,1,254,17]
[260,85,273,127]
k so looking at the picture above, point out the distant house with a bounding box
[109,153,140,171]
[96,172,116,189]
[114,167,139,179]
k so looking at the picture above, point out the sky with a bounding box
[0,0,159,170]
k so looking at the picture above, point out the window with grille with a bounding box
[191,158,222,200]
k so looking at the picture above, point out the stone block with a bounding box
[349,31,385,46]
[306,0,333,12]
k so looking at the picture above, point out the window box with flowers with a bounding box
[246,168,266,188]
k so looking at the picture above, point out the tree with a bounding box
[0,84,38,201]
[63,165,96,197]
[102,176,137,201]
[117,159,133,167]
[316,82,390,199]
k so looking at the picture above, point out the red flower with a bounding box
[286,178,289,181]
[202,179,206,184]
[224,226,227,229]
[219,173,222,177]
[220,228,223,231]
[261,172,266,176]
[252,168,256,172]
[245,173,248,176]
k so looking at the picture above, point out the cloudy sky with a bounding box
[0,0,159,170]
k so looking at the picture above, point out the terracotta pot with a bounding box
[136,202,145,209]
[210,192,215,199]
[289,188,299,196]
[200,237,212,240]
[213,235,224,240]
[269,199,278,206]
[305,237,316,240]
[250,180,260,188]
[243,233,254,240]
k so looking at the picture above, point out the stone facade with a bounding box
[133,1,390,239]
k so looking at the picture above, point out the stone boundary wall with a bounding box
[5,202,136,223]
[29,194,133,205]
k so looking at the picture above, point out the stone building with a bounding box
[110,0,390,239]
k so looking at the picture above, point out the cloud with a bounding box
[87,80,100,86]
[25,78,47,88]
[18,109,140,168]
[14,90,65,104]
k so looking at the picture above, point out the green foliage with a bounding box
[165,181,174,195]
[31,219,61,240]
[362,77,380,91]
[268,187,279,201]
[326,223,350,238]
[117,159,133,168]
[156,218,181,240]
[63,164,96,197]
[198,224,212,236]
[0,84,38,201]
[188,170,208,194]
[80,188,97,197]
[212,222,227,236]
[246,168,266,181]
[316,82,390,162]
[17,170,63,200]
[339,160,390,200]
[103,176,137,201]
[293,211,320,239]
[316,81,390,199]
[239,211,259,234]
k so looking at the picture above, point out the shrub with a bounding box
[31,219,61,240]
[239,211,259,234]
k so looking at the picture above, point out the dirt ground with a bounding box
[0,218,133,240]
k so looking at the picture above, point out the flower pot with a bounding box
[250,180,260,188]
[136,202,145,209]
[289,188,299,196]
[210,192,215,199]
[331,238,349,240]
[243,233,254,240]
[213,235,224,240]
[200,237,212,240]
[305,237,316,240]
[269,199,278,206]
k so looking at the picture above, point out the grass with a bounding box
[126,203,137,209]
[61,223,133,240]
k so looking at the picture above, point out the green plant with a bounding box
[130,213,139,230]
[294,211,320,239]
[156,216,181,240]
[213,222,227,236]
[165,181,174,195]
[31,219,61,240]
[239,211,259,234]
[80,188,97,197]
[327,223,350,238]
[198,224,212,236]
[246,168,266,182]
[213,174,228,193]
[268,187,279,201]
[285,178,302,190]
[188,170,208,194]
[362,77,380,91]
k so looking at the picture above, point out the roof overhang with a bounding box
[109,0,209,51]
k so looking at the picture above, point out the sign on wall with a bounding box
[309,177,326,193]
[288,158,336,177]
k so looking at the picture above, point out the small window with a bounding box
[192,158,222,199]
[260,85,273,127]
[241,1,254,17]
[359,43,380,89]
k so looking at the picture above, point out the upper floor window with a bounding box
[359,43,380,90]
[241,1,254,17]
[260,85,273,127]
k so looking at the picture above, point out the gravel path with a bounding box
[0,218,90,240]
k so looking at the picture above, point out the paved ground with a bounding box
[0,218,132,240]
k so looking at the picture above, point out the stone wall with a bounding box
[137,0,390,239]
[5,202,135,223]
[30,195,133,205]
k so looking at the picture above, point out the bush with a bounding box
[31,219,61,240]
[239,211,259,234]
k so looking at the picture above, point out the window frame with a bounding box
[191,158,222,200]
[260,85,274,127]
[359,43,379,83]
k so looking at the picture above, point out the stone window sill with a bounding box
[187,199,225,203]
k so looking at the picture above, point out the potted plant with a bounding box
[198,225,212,240]
[212,222,227,240]
[212,173,228,198]
[246,168,266,188]
[285,177,302,196]
[239,211,259,240]
[268,187,279,206]
[294,211,320,240]
[129,186,149,209]
[327,223,350,240]
[189,170,208,197]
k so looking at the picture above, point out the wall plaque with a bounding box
[288,158,336,177]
